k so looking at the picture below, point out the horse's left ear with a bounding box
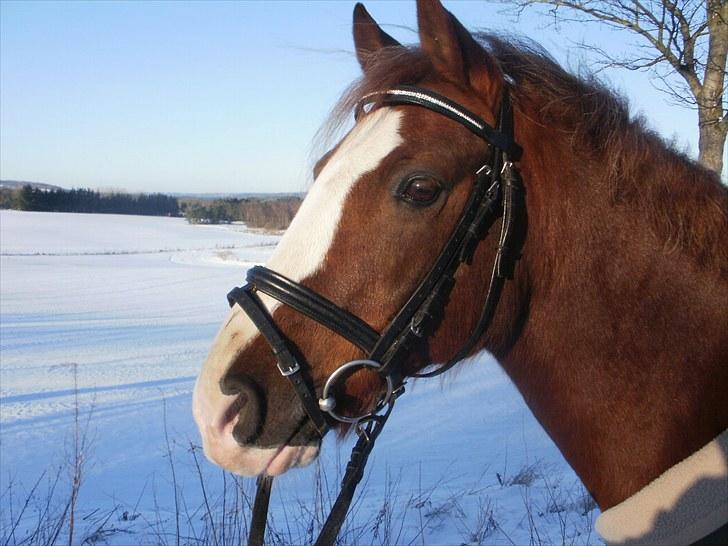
[416,0,502,99]
[353,3,401,72]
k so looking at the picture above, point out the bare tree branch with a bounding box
[511,0,728,174]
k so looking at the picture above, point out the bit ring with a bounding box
[318,359,393,424]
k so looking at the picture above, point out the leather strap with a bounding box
[246,266,380,355]
[357,85,522,159]
[415,98,522,377]
[314,404,395,546]
[227,287,330,437]
[248,475,273,546]
[373,91,519,379]
[369,162,494,365]
[246,406,395,546]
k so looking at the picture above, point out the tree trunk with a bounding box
[699,0,728,177]
[698,110,727,176]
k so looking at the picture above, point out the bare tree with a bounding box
[512,0,727,176]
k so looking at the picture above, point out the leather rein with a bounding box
[226,84,522,546]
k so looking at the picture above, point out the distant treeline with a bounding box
[181,197,301,231]
[1,185,179,216]
[0,184,302,230]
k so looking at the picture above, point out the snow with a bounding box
[0,210,600,545]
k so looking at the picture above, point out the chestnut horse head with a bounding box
[194,0,728,530]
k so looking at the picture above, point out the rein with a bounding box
[226,84,523,546]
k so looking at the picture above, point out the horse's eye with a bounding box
[400,176,442,205]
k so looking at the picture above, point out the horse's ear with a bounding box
[353,3,401,72]
[416,0,501,97]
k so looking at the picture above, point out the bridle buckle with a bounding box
[276,358,301,377]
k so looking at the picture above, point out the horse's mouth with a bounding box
[245,412,322,477]
[194,383,321,477]
[264,443,320,476]
[201,435,320,477]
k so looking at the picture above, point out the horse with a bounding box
[193,0,728,544]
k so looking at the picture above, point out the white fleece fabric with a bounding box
[596,429,728,545]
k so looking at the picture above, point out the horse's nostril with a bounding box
[220,372,249,396]
[219,374,265,446]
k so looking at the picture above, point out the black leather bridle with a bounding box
[226,84,523,546]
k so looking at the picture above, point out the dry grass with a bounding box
[1,395,598,546]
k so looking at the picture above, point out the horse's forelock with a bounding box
[315,47,432,154]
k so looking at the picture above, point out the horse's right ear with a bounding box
[353,3,401,72]
[417,0,503,102]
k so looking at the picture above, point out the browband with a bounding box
[356,85,522,159]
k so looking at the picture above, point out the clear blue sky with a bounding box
[0,0,707,194]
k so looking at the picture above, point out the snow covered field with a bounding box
[1,210,599,545]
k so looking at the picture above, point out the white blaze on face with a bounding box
[267,108,404,279]
[193,108,404,476]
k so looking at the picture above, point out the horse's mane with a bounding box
[479,35,728,275]
[324,34,728,274]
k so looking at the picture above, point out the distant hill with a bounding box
[0,180,65,191]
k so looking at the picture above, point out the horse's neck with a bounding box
[501,139,728,510]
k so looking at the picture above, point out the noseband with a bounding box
[226,84,523,546]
